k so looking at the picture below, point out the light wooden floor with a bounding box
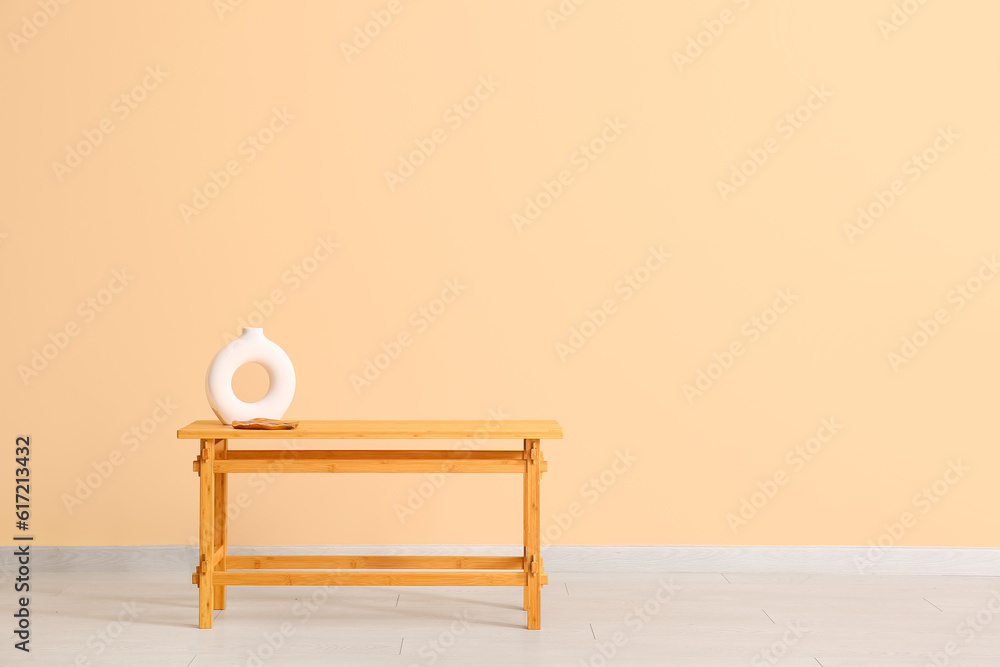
[19,571,1000,665]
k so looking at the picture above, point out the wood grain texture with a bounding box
[523,449,530,613]
[226,555,524,570]
[213,458,528,473]
[524,438,542,629]
[197,439,215,628]
[212,439,227,611]
[224,449,526,459]
[213,571,529,586]
[178,419,563,440]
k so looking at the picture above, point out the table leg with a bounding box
[524,438,541,629]
[198,438,216,628]
[213,439,228,610]
[523,455,529,612]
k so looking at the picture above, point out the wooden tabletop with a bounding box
[177,420,563,440]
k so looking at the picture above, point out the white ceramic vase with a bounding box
[205,327,296,424]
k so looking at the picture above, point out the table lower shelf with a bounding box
[193,554,547,586]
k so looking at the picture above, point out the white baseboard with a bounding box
[7,545,1000,577]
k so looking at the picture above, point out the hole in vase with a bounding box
[232,362,270,403]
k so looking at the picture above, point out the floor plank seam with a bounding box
[923,596,944,612]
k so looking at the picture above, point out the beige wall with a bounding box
[2,0,998,548]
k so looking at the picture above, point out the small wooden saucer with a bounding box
[232,418,299,430]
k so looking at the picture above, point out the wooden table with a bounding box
[177,419,562,629]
